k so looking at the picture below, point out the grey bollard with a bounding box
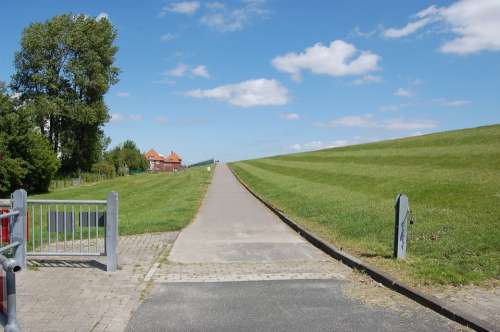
[394,194,409,259]
[106,192,119,272]
[11,190,27,269]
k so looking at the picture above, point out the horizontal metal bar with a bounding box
[26,252,104,257]
[28,199,106,205]
[0,211,19,219]
[0,242,20,254]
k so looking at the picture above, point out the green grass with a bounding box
[31,166,213,235]
[230,125,500,286]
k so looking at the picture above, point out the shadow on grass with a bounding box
[27,258,107,271]
[358,252,393,259]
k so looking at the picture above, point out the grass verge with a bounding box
[230,125,500,286]
[31,166,213,235]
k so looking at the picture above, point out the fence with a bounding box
[25,192,119,272]
[0,190,26,332]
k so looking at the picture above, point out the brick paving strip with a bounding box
[17,232,178,332]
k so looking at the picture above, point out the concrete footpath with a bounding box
[126,165,467,331]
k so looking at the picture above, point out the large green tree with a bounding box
[11,14,119,173]
[0,87,59,196]
[105,140,149,174]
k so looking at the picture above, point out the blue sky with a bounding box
[1,0,499,163]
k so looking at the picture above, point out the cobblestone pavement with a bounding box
[16,232,178,332]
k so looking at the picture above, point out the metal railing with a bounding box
[25,193,119,272]
[0,189,26,332]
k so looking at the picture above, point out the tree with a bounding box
[0,87,59,196]
[11,14,119,173]
[104,140,149,174]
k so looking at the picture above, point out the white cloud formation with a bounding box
[314,114,438,131]
[110,113,143,123]
[384,0,500,54]
[394,88,414,97]
[161,1,200,16]
[116,91,130,97]
[96,12,109,21]
[280,112,300,121]
[352,75,382,85]
[272,40,381,81]
[434,98,471,107]
[350,26,379,38]
[160,33,176,42]
[200,0,269,32]
[165,63,189,77]
[206,2,225,10]
[384,17,434,39]
[290,140,350,152]
[191,65,210,78]
[185,78,289,108]
[379,105,400,112]
[155,116,169,124]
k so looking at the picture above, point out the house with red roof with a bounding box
[145,149,183,172]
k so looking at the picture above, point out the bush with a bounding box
[91,160,116,178]
[0,89,59,196]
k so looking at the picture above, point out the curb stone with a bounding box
[229,166,498,332]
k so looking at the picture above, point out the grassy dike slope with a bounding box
[32,166,213,235]
[230,125,500,286]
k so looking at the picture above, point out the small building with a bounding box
[145,149,183,172]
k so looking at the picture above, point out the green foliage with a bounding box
[32,167,213,235]
[105,139,149,173]
[91,160,116,178]
[11,14,119,173]
[0,87,59,196]
[230,125,500,286]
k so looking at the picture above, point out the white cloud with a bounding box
[315,114,438,131]
[110,113,143,123]
[165,63,189,77]
[382,119,438,131]
[185,78,289,108]
[206,2,225,10]
[191,65,210,78]
[315,114,376,128]
[384,0,500,54]
[379,105,400,112]
[351,26,379,38]
[290,139,350,152]
[352,75,382,85]
[272,40,380,81]
[96,12,109,21]
[160,33,176,42]
[155,116,169,124]
[384,17,434,39]
[394,88,414,97]
[200,0,269,32]
[280,112,300,121]
[161,1,200,16]
[115,91,130,97]
[434,98,471,107]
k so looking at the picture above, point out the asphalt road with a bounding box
[126,165,460,331]
[126,280,458,332]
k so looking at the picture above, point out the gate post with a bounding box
[11,190,27,269]
[394,194,409,259]
[106,192,119,272]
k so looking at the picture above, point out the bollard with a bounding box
[11,190,27,269]
[394,194,410,259]
[106,192,119,272]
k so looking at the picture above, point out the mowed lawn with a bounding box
[31,166,213,235]
[230,125,500,286]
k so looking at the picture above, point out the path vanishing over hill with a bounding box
[127,164,462,331]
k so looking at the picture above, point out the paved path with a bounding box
[127,165,464,331]
[17,232,178,332]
